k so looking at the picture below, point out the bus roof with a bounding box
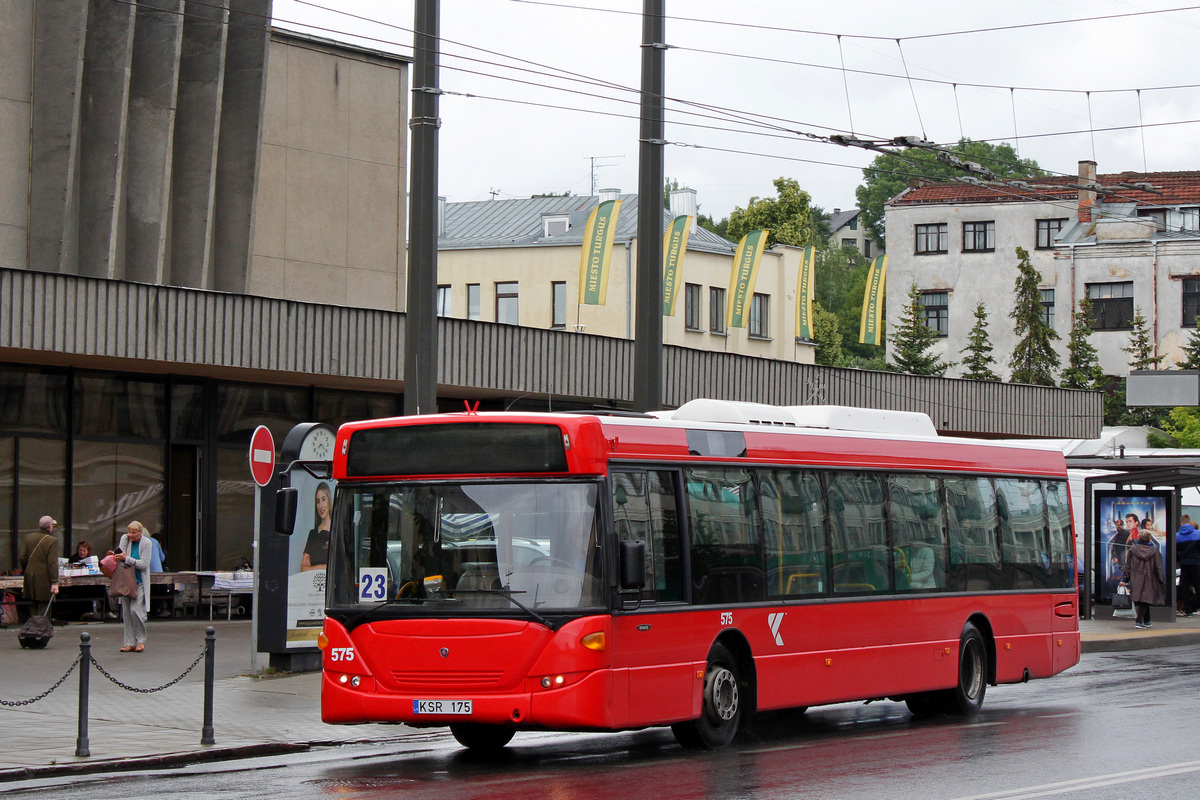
[332,400,1067,481]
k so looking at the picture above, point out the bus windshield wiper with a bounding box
[451,588,551,628]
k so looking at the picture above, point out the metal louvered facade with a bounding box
[2,267,1101,438]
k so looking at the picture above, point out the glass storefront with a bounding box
[0,364,401,574]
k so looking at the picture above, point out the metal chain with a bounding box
[91,647,207,694]
[0,655,81,706]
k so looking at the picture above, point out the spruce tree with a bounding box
[1008,247,1060,386]
[1118,310,1169,428]
[1177,327,1200,369]
[959,301,1000,381]
[1123,309,1166,370]
[888,283,952,376]
[1061,296,1105,390]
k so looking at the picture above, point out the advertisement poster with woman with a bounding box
[284,426,337,648]
[1096,491,1168,604]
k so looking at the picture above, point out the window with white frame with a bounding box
[436,285,451,317]
[542,216,570,237]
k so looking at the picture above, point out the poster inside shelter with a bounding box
[1096,493,1168,602]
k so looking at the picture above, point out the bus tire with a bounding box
[671,643,743,749]
[945,622,987,716]
[904,692,943,718]
[450,723,515,751]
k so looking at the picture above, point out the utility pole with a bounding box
[405,0,440,416]
[633,0,665,412]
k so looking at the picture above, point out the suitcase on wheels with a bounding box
[18,596,55,649]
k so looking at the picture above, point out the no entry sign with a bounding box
[249,425,276,487]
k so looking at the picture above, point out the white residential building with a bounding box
[885,161,1200,378]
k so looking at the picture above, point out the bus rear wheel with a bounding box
[904,691,943,718]
[945,622,987,716]
[450,723,515,751]
[671,643,743,749]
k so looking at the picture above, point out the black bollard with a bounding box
[201,626,215,744]
[76,632,91,757]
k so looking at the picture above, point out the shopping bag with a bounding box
[99,554,119,578]
[107,562,138,599]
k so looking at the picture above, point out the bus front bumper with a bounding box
[321,667,615,730]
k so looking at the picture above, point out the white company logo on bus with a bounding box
[767,612,785,646]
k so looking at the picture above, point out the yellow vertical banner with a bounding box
[661,215,692,316]
[859,254,888,345]
[794,245,816,341]
[578,199,623,305]
[727,230,769,328]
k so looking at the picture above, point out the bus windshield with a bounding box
[331,480,604,612]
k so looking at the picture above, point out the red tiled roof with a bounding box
[891,170,1200,207]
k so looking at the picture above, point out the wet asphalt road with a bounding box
[4,646,1199,800]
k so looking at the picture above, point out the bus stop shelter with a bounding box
[1076,460,1200,620]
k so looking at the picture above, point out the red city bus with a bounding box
[283,399,1079,751]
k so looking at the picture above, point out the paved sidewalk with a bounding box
[1,614,1197,781]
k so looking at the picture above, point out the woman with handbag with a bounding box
[107,521,153,652]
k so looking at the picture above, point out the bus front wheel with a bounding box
[672,643,743,749]
[450,723,515,751]
[945,622,987,716]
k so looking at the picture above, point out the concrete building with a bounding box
[436,189,816,364]
[827,208,878,259]
[1,1,410,573]
[885,161,1200,378]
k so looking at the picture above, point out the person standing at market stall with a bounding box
[108,521,152,652]
[18,516,59,623]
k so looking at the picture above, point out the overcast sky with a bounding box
[272,0,1200,220]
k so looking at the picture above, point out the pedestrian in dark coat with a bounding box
[18,516,60,622]
[1176,515,1200,616]
[1127,528,1166,629]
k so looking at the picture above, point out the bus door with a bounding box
[608,469,692,726]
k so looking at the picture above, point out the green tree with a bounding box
[697,213,729,239]
[727,177,826,248]
[1116,310,1169,428]
[1123,310,1166,371]
[1061,297,1105,390]
[1159,407,1200,446]
[889,282,952,376]
[1008,247,1060,386]
[854,139,1045,246]
[812,306,846,367]
[1176,327,1200,369]
[960,302,1000,381]
[812,243,876,363]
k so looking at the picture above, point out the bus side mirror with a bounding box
[619,539,646,590]
[275,487,299,534]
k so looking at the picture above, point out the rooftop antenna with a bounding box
[488,188,500,201]
[587,154,624,196]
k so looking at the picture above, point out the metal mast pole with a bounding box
[405,0,440,415]
[633,0,666,412]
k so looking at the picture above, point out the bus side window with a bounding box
[827,471,888,595]
[612,471,683,602]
